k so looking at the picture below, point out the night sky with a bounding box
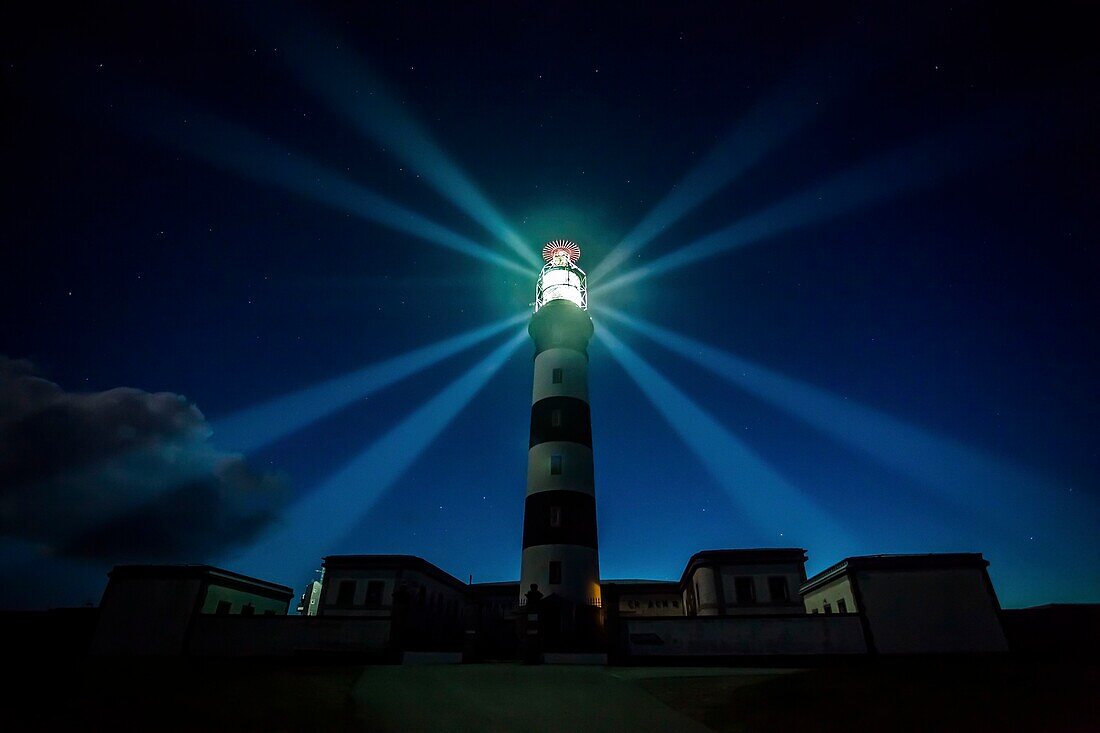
[2,1,1097,609]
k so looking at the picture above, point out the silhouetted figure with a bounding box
[521,583,544,663]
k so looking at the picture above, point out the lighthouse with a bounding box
[520,240,601,640]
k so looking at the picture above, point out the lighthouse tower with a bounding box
[520,240,601,626]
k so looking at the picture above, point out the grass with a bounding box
[9,657,1097,732]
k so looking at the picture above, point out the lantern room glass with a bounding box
[535,253,588,311]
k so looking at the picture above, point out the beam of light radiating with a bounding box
[590,64,838,283]
[211,312,527,454]
[595,325,858,559]
[597,306,1099,543]
[129,95,529,275]
[251,8,539,268]
[594,120,1006,297]
[225,328,528,585]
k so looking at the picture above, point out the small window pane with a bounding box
[549,506,562,527]
[551,409,562,427]
[337,579,356,606]
[550,455,562,475]
[734,577,755,604]
[549,561,562,585]
[552,368,563,384]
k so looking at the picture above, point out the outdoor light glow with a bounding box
[535,240,588,311]
[596,325,857,560]
[226,328,528,585]
[211,312,527,454]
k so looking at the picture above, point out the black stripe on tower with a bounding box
[529,396,592,448]
[521,490,598,549]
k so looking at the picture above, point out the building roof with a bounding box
[800,553,990,595]
[323,554,468,591]
[602,580,680,595]
[679,548,808,588]
[106,564,293,598]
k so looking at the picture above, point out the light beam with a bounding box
[254,9,539,267]
[595,123,1003,297]
[595,325,857,559]
[590,62,838,283]
[132,97,529,275]
[211,312,527,454]
[598,306,1097,541]
[225,328,528,585]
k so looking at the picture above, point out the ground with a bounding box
[12,658,1098,731]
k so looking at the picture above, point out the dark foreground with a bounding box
[10,657,1098,732]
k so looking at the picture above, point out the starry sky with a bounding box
[1,1,1097,609]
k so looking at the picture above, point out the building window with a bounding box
[552,368,563,384]
[551,408,562,427]
[550,454,562,475]
[672,600,680,608]
[366,580,385,605]
[549,505,562,527]
[549,561,562,585]
[215,600,231,615]
[837,598,848,614]
[734,577,755,605]
[336,579,356,607]
[768,576,790,602]
[811,608,819,614]
[241,603,255,616]
[823,601,832,614]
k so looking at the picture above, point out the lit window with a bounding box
[549,506,562,527]
[551,409,562,427]
[550,455,562,475]
[549,561,562,585]
[552,368,563,384]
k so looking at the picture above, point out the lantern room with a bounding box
[535,239,587,312]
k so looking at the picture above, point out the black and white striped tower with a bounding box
[520,240,601,613]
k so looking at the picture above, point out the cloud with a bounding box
[0,356,287,562]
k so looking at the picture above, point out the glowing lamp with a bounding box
[535,239,587,312]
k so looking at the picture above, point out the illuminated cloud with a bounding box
[0,356,286,561]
